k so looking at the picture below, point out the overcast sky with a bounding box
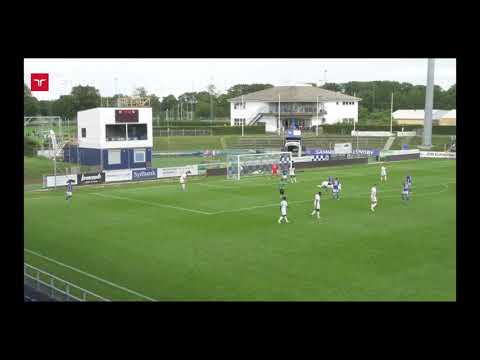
[24,58,456,101]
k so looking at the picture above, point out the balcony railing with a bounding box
[265,105,326,115]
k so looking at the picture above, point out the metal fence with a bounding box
[24,263,110,302]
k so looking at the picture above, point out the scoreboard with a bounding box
[115,109,139,123]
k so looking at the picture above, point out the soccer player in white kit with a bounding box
[311,192,321,219]
[278,196,289,224]
[380,166,387,182]
[289,164,296,183]
[370,184,378,212]
[180,171,190,191]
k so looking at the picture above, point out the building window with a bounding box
[134,149,146,163]
[127,124,148,140]
[234,118,245,126]
[81,128,86,138]
[108,149,121,165]
[106,124,127,141]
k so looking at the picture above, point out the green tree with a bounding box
[148,94,162,118]
[133,87,148,97]
[70,85,101,116]
[161,94,178,112]
[226,84,273,98]
[24,83,32,97]
[38,100,52,116]
[321,83,343,92]
[52,95,75,119]
[195,101,211,118]
[215,93,230,118]
[24,83,39,116]
[358,107,370,124]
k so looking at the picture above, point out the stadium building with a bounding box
[439,109,456,126]
[228,85,361,133]
[63,107,153,170]
[392,109,455,126]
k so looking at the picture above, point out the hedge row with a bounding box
[153,125,265,135]
[153,120,230,127]
[430,126,457,135]
[211,126,265,135]
[24,136,40,156]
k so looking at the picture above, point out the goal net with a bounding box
[226,152,292,180]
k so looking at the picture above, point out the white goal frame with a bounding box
[226,151,293,180]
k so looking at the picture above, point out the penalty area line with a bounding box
[24,248,157,301]
[211,199,310,215]
[90,192,213,215]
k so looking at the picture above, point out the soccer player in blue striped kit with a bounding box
[66,179,74,204]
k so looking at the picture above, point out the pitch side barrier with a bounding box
[379,149,420,162]
[42,164,200,189]
[419,151,456,159]
[206,155,368,177]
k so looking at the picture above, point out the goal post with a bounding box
[226,152,293,180]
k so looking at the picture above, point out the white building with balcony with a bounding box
[228,85,361,133]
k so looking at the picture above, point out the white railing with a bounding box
[155,129,213,136]
[24,263,110,302]
[247,106,269,125]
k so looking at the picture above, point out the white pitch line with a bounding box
[211,199,310,215]
[196,182,237,189]
[90,192,213,215]
[24,248,157,301]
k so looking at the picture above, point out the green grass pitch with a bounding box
[24,159,456,301]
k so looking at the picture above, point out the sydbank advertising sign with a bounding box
[132,168,158,180]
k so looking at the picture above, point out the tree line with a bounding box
[24,81,455,124]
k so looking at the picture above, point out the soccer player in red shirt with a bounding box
[271,163,278,177]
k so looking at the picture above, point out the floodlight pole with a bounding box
[390,92,394,134]
[278,94,281,136]
[423,59,435,147]
[49,133,57,189]
[242,95,245,136]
